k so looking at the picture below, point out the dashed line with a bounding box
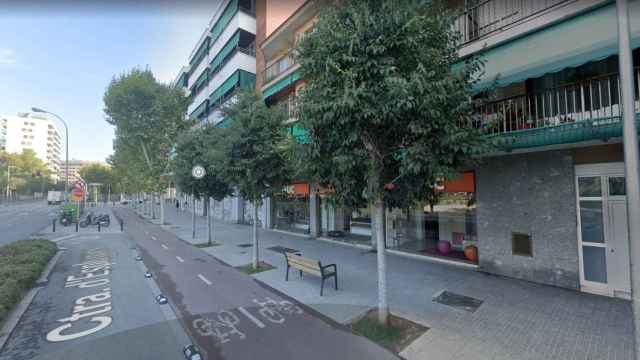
[238,307,265,328]
[176,256,184,263]
[197,274,212,285]
[161,244,169,250]
[151,236,157,241]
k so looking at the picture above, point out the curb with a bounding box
[0,249,62,352]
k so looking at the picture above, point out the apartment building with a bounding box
[1,112,62,181]
[253,0,640,299]
[175,0,259,223]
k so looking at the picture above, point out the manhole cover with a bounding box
[237,243,253,248]
[433,290,483,312]
[266,246,299,254]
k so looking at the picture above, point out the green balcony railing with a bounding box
[471,67,640,149]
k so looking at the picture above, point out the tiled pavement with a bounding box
[138,203,634,360]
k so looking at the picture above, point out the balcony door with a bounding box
[575,163,630,299]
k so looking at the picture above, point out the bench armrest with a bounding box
[321,264,337,272]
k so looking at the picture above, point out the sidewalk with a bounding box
[154,204,633,360]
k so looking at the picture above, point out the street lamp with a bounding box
[31,107,69,202]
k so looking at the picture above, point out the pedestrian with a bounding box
[176,198,180,211]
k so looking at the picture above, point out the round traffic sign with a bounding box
[192,165,206,179]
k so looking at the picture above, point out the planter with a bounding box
[437,240,451,255]
[464,245,478,262]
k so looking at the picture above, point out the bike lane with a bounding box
[118,208,398,360]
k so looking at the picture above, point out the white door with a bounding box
[575,163,631,299]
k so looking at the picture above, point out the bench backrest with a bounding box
[286,253,322,277]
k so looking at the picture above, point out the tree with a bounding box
[295,0,488,324]
[0,150,51,198]
[220,90,291,269]
[173,125,233,246]
[104,68,191,222]
[79,163,116,201]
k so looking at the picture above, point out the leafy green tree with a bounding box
[295,0,488,323]
[104,68,191,222]
[220,90,291,268]
[173,125,233,246]
[79,163,117,202]
[0,150,51,197]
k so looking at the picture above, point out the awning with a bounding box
[211,0,238,44]
[209,70,256,105]
[472,1,640,90]
[263,68,301,99]
[189,99,208,120]
[210,30,240,71]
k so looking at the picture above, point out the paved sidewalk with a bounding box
[146,204,633,360]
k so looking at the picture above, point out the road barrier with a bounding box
[120,219,124,232]
[98,222,101,232]
[75,222,79,232]
[52,219,56,233]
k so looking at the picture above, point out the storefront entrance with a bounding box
[273,183,310,234]
[575,163,630,299]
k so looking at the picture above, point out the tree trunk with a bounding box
[192,196,196,240]
[203,198,208,217]
[252,201,259,269]
[207,198,213,246]
[160,192,165,225]
[151,193,157,219]
[374,198,389,325]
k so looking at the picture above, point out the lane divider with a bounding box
[161,244,169,250]
[176,256,184,263]
[197,274,212,285]
[151,236,157,241]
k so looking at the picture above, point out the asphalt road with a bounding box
[0,200,56,246]
[116,208,398,360]
[0,231,190,360]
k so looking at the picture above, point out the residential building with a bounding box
[174,0,258,223]
[65,159,90,185]
[1,112,62,181]
[253,0,640,300]
[0,117,6,151]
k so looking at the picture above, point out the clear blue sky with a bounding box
[0,2,219,162]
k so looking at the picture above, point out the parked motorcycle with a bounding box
[80,212,110,228]
[59,209,74,227]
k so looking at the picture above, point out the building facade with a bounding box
[175,0,260,224]
[251,0,640,300]
[1,113,62,180]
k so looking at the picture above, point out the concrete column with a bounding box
[261,197,273,229]
[309,184,321,237]
[232,192,244,224]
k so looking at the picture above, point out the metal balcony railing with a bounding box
[454,0,569,45]
[470,67,640,136]
[264,53,296,84]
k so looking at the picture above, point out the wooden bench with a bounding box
[284,252,338,296]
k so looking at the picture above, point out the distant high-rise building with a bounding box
[1,112,62,181]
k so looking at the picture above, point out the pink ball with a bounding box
[437,241,451,255]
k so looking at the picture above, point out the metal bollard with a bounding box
[75,222,79,232]
[98,222,101,232]
[120,219,124,232]
[52,219,56,233]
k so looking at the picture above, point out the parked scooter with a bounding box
[79,212,110,228]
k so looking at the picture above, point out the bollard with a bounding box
[120,219,124,232]
[98,222,101,232]
[52,219,56,233]
[75,222,79,232]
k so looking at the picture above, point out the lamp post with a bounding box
[31,107,69,202]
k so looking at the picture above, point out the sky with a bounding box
[0,1,221,162]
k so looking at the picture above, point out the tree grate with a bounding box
[237,243,253,248]
[266,246,299,254]
[433,290,483,312]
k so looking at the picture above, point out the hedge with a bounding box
[0,239,57,325]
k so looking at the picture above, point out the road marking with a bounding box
[237,307,265,328]
[145,231,149,235]
[161,244,169,250]
[197,274,212,285]
[151,236,157,241]
[51,234,76,242]
[176,256,184,263]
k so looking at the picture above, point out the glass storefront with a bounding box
[273,183,310,234]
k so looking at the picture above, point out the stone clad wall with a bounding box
[476,150,580,289]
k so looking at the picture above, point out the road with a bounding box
[0,200,56,246]
[0,207,397,360]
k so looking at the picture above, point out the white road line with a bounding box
[197,274,212,285]
[151,236,157,241]
[176,256,184,263]
[51,234,77,242]
[237,307,265,328]
[161,244,169,250]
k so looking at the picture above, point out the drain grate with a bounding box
[237,243,253,248]
[266,246,299,254]
[433,290,483,312]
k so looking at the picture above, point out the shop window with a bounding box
[512,232,533,257]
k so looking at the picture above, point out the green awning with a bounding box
[238,70,256,89]
[189,99,208,119]
[189,37,210,70]
[177,72,189,88]
[262,68,301,99]
[472,1,640,90]
[291,124,310,144]
[191,70,209,91]
[216,117,231,128]
[211,0,238,44]
[210,30,240,71]
[209,70,256,105]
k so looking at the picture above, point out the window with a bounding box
[512,232,533,257]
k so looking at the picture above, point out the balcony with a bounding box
[454,0,570,45]
[471,67,640,150]
[264,53,296,85]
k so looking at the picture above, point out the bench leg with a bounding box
[334,273,338,290]
[320,277,324,297]
[285,265,289,281]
